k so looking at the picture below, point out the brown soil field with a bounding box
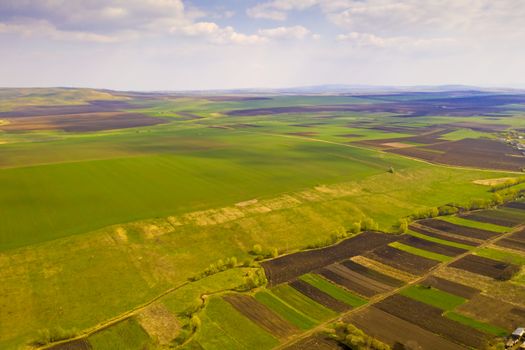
[381,142,414,148]
[46,339,92,350]
[350,256,417,282]
[0,112,167,132]
[348,307,466,350]
[456,294,525,331]
[340,260,404,287]
[290,280,350,312]
[223,294,299,338]
[409,224,481,246]
[389,138,525,171]
[445,122,509,132]
[283,334,346,350]
[262,232,399,286]
[364,245,439,275]
[400,235,467,256]
[319,264,389,297]
[418,219,498,240]
[421,276,479,298]
[504,202,525,210]
[496,237,525,251]
[460,210,523,227]
[450,254,519,280]
[376,294,486,348]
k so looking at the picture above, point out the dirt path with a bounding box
[275,224,525,349]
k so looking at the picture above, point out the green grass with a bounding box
[194,297,278,350]
[271,284,336,322]
[88,317,152,350]
[407,230,474,250]
[440,129,493,141]
[299,274,368,307]
[254,291,317,330]
[439,216,509,233]
[389,241,452,262]
[400,285,466,310]
[444,312,508,336]
[475,247,525,265]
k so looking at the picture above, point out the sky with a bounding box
[0,0,524,90]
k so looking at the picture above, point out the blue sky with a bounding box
[0,0,524,90]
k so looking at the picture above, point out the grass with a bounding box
[254,291,317,330]
[271,284,336,322]
[194,297,278,350]
[444,312,508,337]
[400,285,466,311]
[299,274,368,307]
[407,230,474,250]
[475,247,525,265]
[439,216,509,233]
[88,317,152,350]
[389,241,452,262]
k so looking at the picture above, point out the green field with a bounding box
[475,247,525,265]
[444,312,508,336]
[299,274,368,307]
[254,291,317,330]
[271,284,336,321]
[88,318,152,350]
[400,285,466,310]
[193,297,278,350]
[389,241,452,262]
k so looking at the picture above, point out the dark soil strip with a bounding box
[290,280,350,312]
[223,294,298,338]
[340,260,404,287]
[496,238,525,252]
[376,294,486,349]
[364,245,439,275]
[318,267,378,298]
[504,202,525,211]
[46,339,92,350]
[400,235,467,256]
[450,254,519,280]
[459,211,522,228]
[262,232,400,286]
[419,219,498,240]
[421,276,480,298]
[409,225,480,246]
[284,334,347,350]
[348,307,466,350]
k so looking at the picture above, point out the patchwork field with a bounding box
[2,88,525,350]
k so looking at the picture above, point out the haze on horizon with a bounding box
[0,0,524,91]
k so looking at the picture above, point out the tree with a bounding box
[398,218,408,233]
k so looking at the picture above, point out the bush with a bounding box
[330,322,390,350]
[32,326,78,346]
[398,218,408,233]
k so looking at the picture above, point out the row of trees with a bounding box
[328,322,390,350]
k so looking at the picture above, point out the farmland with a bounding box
[1,88,525,350]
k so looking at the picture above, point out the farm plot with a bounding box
[407,227,477,249]
[460,209,525,227]
[340,260,404,287]
[271,284,337,322]
[504,202,525,210]
[375,294,486,348]
[283,334,346,350]
[223,294,299,339]
[364,245,439,275]
[290,280,350,312]
[398,235,467,257]
[450,254,519,280]
[399,285,467,311]
[456,294,525,331]
[439,215,509,233]
[496,228,525,251]
[88,317,152,350]
[299,274,367,307]
[418,219,498,240]
[421,276,479,299]
[348,307,466,350]
[254,291,317,330]
[318,264,388,297]
[389,241,452,262]
[262,232,399,285]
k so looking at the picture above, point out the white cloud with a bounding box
[247,0,319,20]
[337,31,457,50]
[258,25,310,40]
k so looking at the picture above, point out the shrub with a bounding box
[330,322,390,350]
[32,326,78,346]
